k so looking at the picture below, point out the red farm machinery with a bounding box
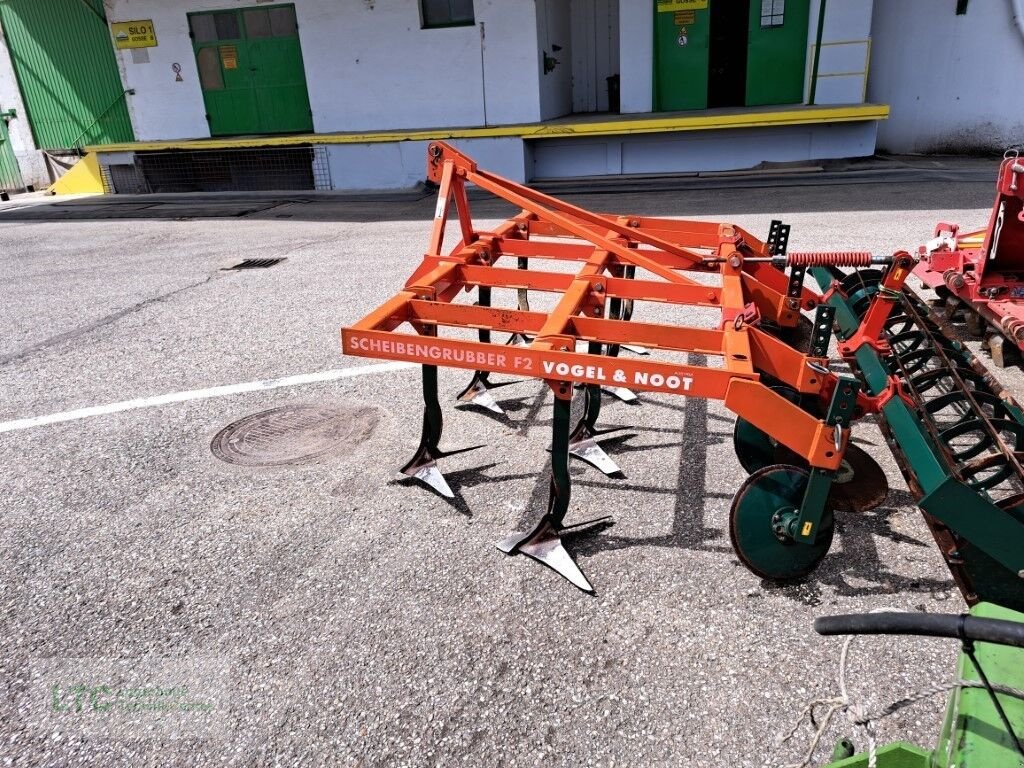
[915,149,1024,367]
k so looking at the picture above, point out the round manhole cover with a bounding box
[211,404,378,467]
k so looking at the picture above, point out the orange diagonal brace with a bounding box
[468,170,700,287]
[472,166,708,266]
[427,160,454,256]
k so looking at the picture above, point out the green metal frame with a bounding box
[811,267,1024,593]
[821,603,1024,768]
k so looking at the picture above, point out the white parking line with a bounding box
[0,361,416,434]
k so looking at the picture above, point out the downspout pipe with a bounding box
[1013,0,1024,42]
[808,0,827,105]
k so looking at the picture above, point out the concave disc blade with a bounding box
[828,443,889,513]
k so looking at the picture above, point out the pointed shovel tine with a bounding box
[495,519,594,592]
[458,385,504,415]
[400,463,455,499]
[569,438,622,476]
[519,536,594,593]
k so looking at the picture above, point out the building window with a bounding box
[196,47,224,90]
[760,0,785,27]
[189,11,241,42]
[421,0,474,29]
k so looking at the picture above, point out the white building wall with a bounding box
[805,0,872,105]
[326,136,527,189]
[105,0,541,141]
[618,1,652,114]
[0,20,47,188]
[869,0,1024,153]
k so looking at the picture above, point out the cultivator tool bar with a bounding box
[342,142,1024,601]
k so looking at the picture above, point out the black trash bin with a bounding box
[606,74,620,113]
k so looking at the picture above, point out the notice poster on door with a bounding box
[219,45,239,70]
[111,20,157,49]
[657,0,708,12]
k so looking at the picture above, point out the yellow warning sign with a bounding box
[801,522,814,536]
[220,45,239,70]
[657,0,708,12]
[111,20,157,49]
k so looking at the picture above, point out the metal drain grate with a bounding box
[226,258,285,270]
[211,404,378,467]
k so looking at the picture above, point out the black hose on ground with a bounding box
[815,612,1024,649]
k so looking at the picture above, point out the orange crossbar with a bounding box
[342,141,846,470]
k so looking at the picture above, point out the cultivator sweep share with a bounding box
[342,142,1024,602]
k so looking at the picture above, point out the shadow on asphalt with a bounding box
[0,166,1000,224]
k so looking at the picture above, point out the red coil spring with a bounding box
[786,251,873,267]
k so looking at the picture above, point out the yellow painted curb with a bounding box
[85,104,889,154]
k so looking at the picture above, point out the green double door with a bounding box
[189,4,313,136]
[654,0,811,111]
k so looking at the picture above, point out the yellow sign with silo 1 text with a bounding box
[111,20,157,49]
[657,0,708,12]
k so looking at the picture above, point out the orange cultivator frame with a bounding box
[342,141,905,591]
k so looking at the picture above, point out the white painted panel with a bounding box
[821,0,872,41]
[448,137,528,182]
[619,1,652,113]
[570,0,596,113]
[818,42,869,76]
[808,121,877,159]
[532,140,610,177]
[570,0,620,113]
[620,130,814,174]
[869,0,1024,152]
[805,0,872,105]
[327,137,525,190]
[531,122,878,179]
[814,75,865,106]
[538,0,573,120]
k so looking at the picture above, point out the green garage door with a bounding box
[189,4,313,136]
[653,2,711,111]
[0,0,134,149]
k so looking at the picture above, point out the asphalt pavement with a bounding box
[0,165,1016,767]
